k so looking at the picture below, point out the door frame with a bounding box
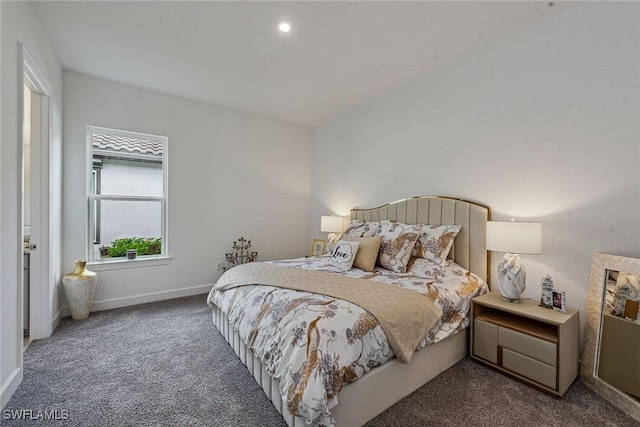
[21,45,53,341]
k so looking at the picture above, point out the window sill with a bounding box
[88,256,172,271]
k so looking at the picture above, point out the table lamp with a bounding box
[321,215,344,254]
[486,220,542,303]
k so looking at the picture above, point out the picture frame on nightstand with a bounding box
[552,290,566,313]
[310,239,326,256]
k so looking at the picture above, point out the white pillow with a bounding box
[330,241,360,271]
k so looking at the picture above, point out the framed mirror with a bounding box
[581,253,640,422]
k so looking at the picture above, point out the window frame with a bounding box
[86,125,169,267]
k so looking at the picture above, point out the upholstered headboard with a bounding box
[350,196,490,282]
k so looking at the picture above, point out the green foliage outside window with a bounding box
[108,237,161,257]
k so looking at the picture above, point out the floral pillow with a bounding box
[329,240,360,271]
[376,220,421,273]
[412,224,462,265]
[343,220,380,238]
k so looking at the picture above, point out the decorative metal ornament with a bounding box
[225,237,258,268]
[540,274,554,308]
[612,284,631,317]
[612,273,640,317]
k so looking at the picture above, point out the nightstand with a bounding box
[470,292,579,396]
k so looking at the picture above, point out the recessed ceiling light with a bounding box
[277,20,292,33]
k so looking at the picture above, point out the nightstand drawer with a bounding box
[502,348,557,389]
[498,327,557,366]
[473,319,498,364]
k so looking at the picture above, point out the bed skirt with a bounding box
[211,304,468,426]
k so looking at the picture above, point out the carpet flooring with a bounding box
[3,295,638,426]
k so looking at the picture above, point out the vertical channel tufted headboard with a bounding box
[350,196,490,282]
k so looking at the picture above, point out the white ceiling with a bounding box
[32,1,573,128]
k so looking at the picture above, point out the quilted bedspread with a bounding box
[207,256,488,426]
[214,262,442,363]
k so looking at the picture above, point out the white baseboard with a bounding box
[59,284,213,318]
[52,308,62,332]
[1,367,22,409]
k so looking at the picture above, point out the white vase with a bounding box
[63,260,97,320]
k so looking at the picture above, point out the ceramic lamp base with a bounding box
[497,253,527,303]
[326,232,338,254]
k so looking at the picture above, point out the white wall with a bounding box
[63,72,312,308]
[311,2,640,342]
[1,1,63,407]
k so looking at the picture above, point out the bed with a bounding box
[207,196,490,426]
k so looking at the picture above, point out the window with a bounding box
[87,126,167,262]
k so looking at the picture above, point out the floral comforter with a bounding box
[207,256,488,426]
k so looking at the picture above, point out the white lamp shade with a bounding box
[486,221,542,254]
[320,215,344,233]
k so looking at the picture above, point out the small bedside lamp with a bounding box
[487,220,542,303]
[321,215,344,254]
